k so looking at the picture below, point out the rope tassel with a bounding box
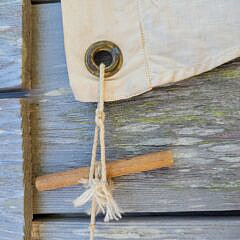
[73,64,122,239]
[73,178,122,222]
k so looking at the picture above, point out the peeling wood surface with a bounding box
[32,216,240,240]
[0,99,24,240]
[0,0,22,88]
[31,3,240,216]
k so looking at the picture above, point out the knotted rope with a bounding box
[73,63,122,240]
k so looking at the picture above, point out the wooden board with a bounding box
[0,0,31,239]
[0,0,23,89]
[32,216,240,240]
[0,99,25,240]
[31,3,240,215]
[0,98,32,240]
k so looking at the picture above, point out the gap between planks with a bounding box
[32,0,60,4]
[31,216,240,240]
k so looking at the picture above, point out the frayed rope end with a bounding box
[73,179,123,222]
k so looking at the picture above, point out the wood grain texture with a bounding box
[22,0,31,90]
[32,216,240,240]
[0,1,31,239]
[0,0,23,88]
[31,3,240,215]
[22,99,33,240]
[0,99,24,240]
[22,1,33,239]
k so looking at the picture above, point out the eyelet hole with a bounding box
[93,50,113,67]
[85,40,123,78]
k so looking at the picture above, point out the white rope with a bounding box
[73,64,122,240]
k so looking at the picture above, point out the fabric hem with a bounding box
[168,46,240,84]
[74,46,240,103]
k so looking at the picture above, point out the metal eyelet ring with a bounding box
[85,41,123,78]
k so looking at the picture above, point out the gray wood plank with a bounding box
[0,0,24,88]
[32,3,240,214]
[0,99,25,240]
[32,216,240,240]
[0,1,31,239]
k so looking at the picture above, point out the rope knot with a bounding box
[89,223,96,232]
[95,109,105,127]
[74,63,122,239]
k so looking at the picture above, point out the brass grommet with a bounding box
[85,41,123,78]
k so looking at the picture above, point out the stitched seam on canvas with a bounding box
[136,0,152,88]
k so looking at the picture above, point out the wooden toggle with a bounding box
[35,150,173,192]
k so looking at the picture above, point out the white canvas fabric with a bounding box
[61,0,240,102]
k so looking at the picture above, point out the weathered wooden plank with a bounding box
[32,216,240,240]
[22,99,33,240]
[0,0,24,88]
[0,0,31,239]
[22,0,32,91]
[31,3,240,214]
[0,99,24,240]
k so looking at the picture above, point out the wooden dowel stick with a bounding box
[35,150,173,192]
